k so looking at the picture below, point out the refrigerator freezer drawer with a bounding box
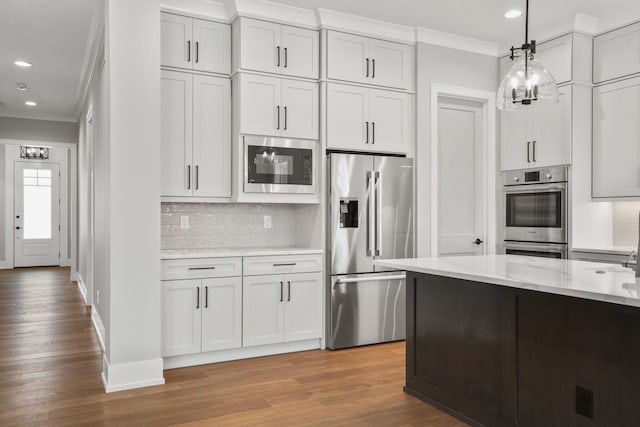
[328,273,406,349]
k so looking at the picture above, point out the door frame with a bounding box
[1,140,77,273]
[429,83,497,256]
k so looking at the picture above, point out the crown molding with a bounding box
[317,8,415,45]
[233,0,317,29]
[574,13,599,35]
[416,26,498,57]
[160,0,230,22]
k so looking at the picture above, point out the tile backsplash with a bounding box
[161,203,297,249]
[612,202,640,248]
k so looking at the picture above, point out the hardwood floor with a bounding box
[0,267,467,426]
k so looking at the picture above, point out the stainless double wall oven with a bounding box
[503,166,568,258]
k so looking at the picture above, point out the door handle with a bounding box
[280,281,284,302]
[277,46,280,67]
[196,286,200,309]
[474,238,484,245]
[365,122,369,144]
[284,106,287,130]
[366,58,369,77]
[187,40,191,62]
[372,59,376,78]
[372,122,375,144]
[532,140,537,162]
[287,281,291,301]
[366,171,372,257]
[195,41,199,63]
[375,171,381,257]
[277,106,280,130]
[527,141,531,163]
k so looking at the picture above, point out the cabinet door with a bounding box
[281,79,319,139]
[281,25,319,79]
[192,19,230,74]
[239,18,281,74]
[243,275,285,347]
[327,83,369,151]
[162,280,201,357]
[161,13,193,70]
[369,89,409,154]
[594,22,640,83]
[531,86,571,168]
[327,31,369,84]
[535,34,572,85]
[193,75,231,197]
[161,70,193,197]
[369,39,412,89]
[593,77,640,198]
[500,109,530,171]
[201,277,242,352]
[239,74,282,137]
[284,272,322,342]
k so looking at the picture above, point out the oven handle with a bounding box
[504,242,568,252]
[504,183,566,193]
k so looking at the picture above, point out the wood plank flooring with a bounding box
[0,267,467,426]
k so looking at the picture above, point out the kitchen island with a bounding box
[374,255,640,427]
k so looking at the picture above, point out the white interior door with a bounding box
[437,97,485,256]
[14,162,61,267]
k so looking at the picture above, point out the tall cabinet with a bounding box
[161,12,232,200]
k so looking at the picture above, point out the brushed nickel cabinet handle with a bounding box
[196,286,200,309]
[280,281,284,302]
[205,286,208,308]
[372,59,376,78]
[365,122,369,144]
[287,281,291,301]
[372,122,375,144]
[366,58,369,77]
[284,106,287,130]
[273,263,296,267]
[277,106,280,130]
[533,140,537,162]
[277,46,280,67]
[284,47,288,68]
[187,165,191,189]
[195,165,199,190]
[187,40,191,62]
[527,141,531,163]
[195,41,199,63]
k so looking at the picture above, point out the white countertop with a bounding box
[571,246,635,256]
[161,247,323,260]
[374,255,640,308]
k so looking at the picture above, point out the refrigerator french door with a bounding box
[327,153,414,349]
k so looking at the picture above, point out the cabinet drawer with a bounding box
[162,257,242,280]
[243,254,323,276]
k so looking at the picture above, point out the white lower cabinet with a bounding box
[243,271,322,347]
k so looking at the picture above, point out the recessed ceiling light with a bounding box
[504,9,522,19]
[14,60,33,68]
[16,82,29,91]
[25,101,37,107]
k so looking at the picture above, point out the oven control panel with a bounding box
[504,166,568,186]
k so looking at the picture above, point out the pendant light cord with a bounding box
[525,0,529,46]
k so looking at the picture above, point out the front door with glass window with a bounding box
[14,162,61,267]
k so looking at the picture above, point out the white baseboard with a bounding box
[163,338,322,370]
[76,274,88,305]
[70,270,80,281]
[91,307,106,352]
[102,355,165,393]
[60,258,72,267]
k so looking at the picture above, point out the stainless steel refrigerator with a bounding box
[327,153,414,349]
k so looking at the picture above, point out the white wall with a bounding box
[101,0,163,391]
[415,43,498,256]
[0,117,78,144]
[0,145,4,261]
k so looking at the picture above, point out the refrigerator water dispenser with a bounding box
[339,198,358,228]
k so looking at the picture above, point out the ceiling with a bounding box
[270,0,640,46]
[0,0,101,122]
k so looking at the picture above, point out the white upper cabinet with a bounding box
[192,75,231,198]
[327,83,409,154]
[594,22,640,84]
[327,31,413,90]
[161,70,231,199]
[238,73,319,139]
[593,76,640,198]
[236,18,319,79]
[161,70,192,197]
[500,86,571,170]
[161,12,230,75]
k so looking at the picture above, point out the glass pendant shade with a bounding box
[497,53,559,110]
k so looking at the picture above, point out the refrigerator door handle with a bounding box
[366,171,372,257]
[375,171,381,257]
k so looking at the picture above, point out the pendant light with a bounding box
[497,0,558,110]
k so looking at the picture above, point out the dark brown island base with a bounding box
[405,271,640,427]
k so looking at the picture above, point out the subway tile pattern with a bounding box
[612,202,640,248]
[161,203,297,249]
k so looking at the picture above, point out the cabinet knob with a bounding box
[546,173,553,180]
[513,176,520,182]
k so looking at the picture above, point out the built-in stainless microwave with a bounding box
[244,136,316,194]
[503,166,568,244]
